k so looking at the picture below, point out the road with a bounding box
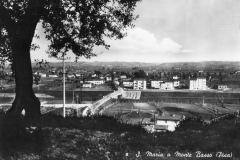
[82,88,124,116]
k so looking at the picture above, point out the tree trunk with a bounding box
[7,22,40,127]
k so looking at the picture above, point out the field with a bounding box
[1,78,113,104]
[139,91,240,104]
[102,101,240,125]
[0,90,112,104]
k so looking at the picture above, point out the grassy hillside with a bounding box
[0,112,240,160]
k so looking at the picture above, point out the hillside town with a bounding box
[27,66,233,91]
[2,61,238,93]
[2,62,240,134]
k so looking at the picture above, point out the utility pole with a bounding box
[72,88,75,103]
[58,52,70,118]
[80,81,82,103]
[63,53,66,118]
[202,96,205,105]
[72,80,75,103]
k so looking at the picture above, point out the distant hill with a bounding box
[32,61,240,72]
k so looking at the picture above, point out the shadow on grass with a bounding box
[0,111,145,157]
[41,114,146,133]
[0,112,47,158]
[1,110,240,159]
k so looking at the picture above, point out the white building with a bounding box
[105,76,112,82]
[218,84,228,90]
[173,81,180,87]
[48,74,58,78]
[91,74,97,78]
[82,83,92,88]
[123,81,134,88]
[99,76,105,80]
[75,73,81,77]
[67,74,75,78]
[38,72,47,78]
[173,75,179,80]
[86,79,105,85]
[151,80,163,89]
[120,75,127,79]
[154,115,183,132]
[133,79,147,90]
[160,82,174,90]
[189,78,207,90]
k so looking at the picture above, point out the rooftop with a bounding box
[134,78,146,81]
[155,115,183,121]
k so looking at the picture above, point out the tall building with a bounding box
[189,78,207,90]
[151,80,163,89]
[160,82,174,90]
[133,79,147,90]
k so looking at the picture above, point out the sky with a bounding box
[31,0,240,63]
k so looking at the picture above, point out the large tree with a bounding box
[0,0,140,126]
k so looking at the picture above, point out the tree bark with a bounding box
[7,21,40,127]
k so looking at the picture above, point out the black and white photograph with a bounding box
[0,0,240,159]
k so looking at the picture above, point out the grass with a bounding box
[0,111,240,160]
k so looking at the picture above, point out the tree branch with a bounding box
[21,0,43,25]
[0,4,15,32]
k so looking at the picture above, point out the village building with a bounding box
[173,80,180,87]
[123,81,134,88]
[85,79,105,85]
[38,72,47,78]
[99,76,105,80]
[82,82,92,88]
[143,115,184,133]
[120,75,127,79]
[218,84,228,90]
[160,81,174,90]
[67,74,75,78]
[105,75,112,82]
[48,74,58,78]
[151,80,163,89]
[91,74,98,78]
[133,79,147,90]
[173,75,179,80]
[189,78,207,90]
[75,73,81,77]
[154,115,184,132]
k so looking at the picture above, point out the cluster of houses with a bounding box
[122,79,180,90]
[34,70,112,88]
[122,77,209,91]
[34,69,229,91]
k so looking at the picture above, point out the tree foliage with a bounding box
[133,69,146,78]
[0,0,140,61]
[0,0,141,122]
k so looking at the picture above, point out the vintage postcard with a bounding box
[0,0,240,159]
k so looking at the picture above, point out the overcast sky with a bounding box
[31,0,240,63]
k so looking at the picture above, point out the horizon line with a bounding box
[31,60,240,64]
